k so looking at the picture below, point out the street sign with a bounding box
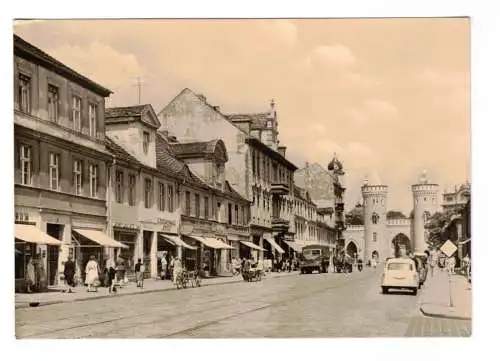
[440,240,458,258]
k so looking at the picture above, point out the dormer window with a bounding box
[143,131,150,154]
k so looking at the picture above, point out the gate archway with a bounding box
[391,233,412,257]
[346,241,358,258]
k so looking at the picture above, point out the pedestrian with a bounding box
[106,256,117,294]
[25,256,35,293]
[85,255,99,292]
[135,258,145,288]
[161,253,168,280]
[63,255,76,293]
[172,256,182,284]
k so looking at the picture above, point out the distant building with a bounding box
[442,181,471,214]
[158,89,296,260]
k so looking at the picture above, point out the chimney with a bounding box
[197,94,207,102]
[278,146,286,157]
[213,105,220,112]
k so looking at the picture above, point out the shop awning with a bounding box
[73,229,129,248]
[240,241,266,252]
[285,240,304,253]
[15,224,63,246]
[189,236,234,249]
[160,234,197,250]
[264,238,285,254]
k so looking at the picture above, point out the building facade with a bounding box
[13,35,123,290]
[157,89,297,261]
[105,105,250,278]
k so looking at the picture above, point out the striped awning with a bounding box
[240,241,266,252]
[160,234,197,250]
[189,236,234,249]
[285,241,304,253]
[264,238,285,254]
[73,229,129,248]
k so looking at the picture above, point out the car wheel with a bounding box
[412,288,418,296]
[382,287,388,294]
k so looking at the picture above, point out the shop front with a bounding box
[239,240,266,261]
[158,233,197,274]
[72,228,129,284]
[185,236,234,277]
[14,223,63,293]
[263,237,285,262]
[227,224,251,261]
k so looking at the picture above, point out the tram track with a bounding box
[18,270,378,338]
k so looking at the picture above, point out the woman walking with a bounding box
[25,256,35,293]
[106,256,117,294]
[85,255,99,292]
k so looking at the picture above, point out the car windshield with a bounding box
[387,263,413,271]
[303,249,321,259]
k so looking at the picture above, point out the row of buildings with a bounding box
[13,35,346,290]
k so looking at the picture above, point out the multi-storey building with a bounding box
[158,89,297,261]
[442,181,471,214]
[105,105,250,278]
[13,35,124,290]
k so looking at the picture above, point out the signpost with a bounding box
[440,240,458,307]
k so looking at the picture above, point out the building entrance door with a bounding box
[46,223,62,286]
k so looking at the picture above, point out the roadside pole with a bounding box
[440,240,458,309]
[448,266,454,307]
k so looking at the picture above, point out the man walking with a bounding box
[63,255,75,293]
[135,258,144,288]
[161,252,168,280]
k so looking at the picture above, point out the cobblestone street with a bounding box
[15,268,470,338]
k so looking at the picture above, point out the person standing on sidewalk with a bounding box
[161,253,168,280]
[85,255,99,292]
[63,256,75,293]
[172,256,182,285]
[25,256,35,293]
[106,256,117,294]
[135,258,144,288]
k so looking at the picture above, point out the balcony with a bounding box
[271,217,290,232]
[270,181,290,195]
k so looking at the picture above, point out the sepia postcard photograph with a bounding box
[6,2,485,347]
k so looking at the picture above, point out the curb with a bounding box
[419,306,471,321]
[15,272,298,310]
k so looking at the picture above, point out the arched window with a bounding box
[372,212,379,224]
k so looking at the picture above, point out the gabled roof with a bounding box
[155,133,198,180]
[14,34,112,97]
[169,139,228,162]
[105,104,161,129]
[227,112,273,130]
[105,137,141,165]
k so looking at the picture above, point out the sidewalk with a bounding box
[419,268,472,320]
[15,271,299,309]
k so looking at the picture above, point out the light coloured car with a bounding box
[381,258,419,295]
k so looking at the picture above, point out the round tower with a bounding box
[361,174,388,263]
[411,170,439,253]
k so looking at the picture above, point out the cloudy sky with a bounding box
[13,18,470,214]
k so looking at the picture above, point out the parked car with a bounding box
[381,258,419,296]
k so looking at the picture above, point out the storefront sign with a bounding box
[161,220,177,233]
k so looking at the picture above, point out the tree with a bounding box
[424,211,455,249]
[346,204,364,225]
[387,210,407,219]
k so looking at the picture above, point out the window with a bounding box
[73,160,83,195]
[204,196,209,219]
[158,182,166,211]
[228,203,233,225]
[373,232,377,242]
[115,170,124,203]
[18,74,31,113]
[49,153,60,191]
[20,144,32,185]
[217,202,221,222]
[89,164,98,197]
[372,212,379,224]
[48,85,59,122]
[167,184,174,212]
[128,174,136,205]
[144,179,152,208]
[143,131,150,154]
[185,191,191,215]
[235,205,239,225]
[72,96,82,131]
[89,103,97,137]
[195,194,200,218]
[387,263,413,271]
